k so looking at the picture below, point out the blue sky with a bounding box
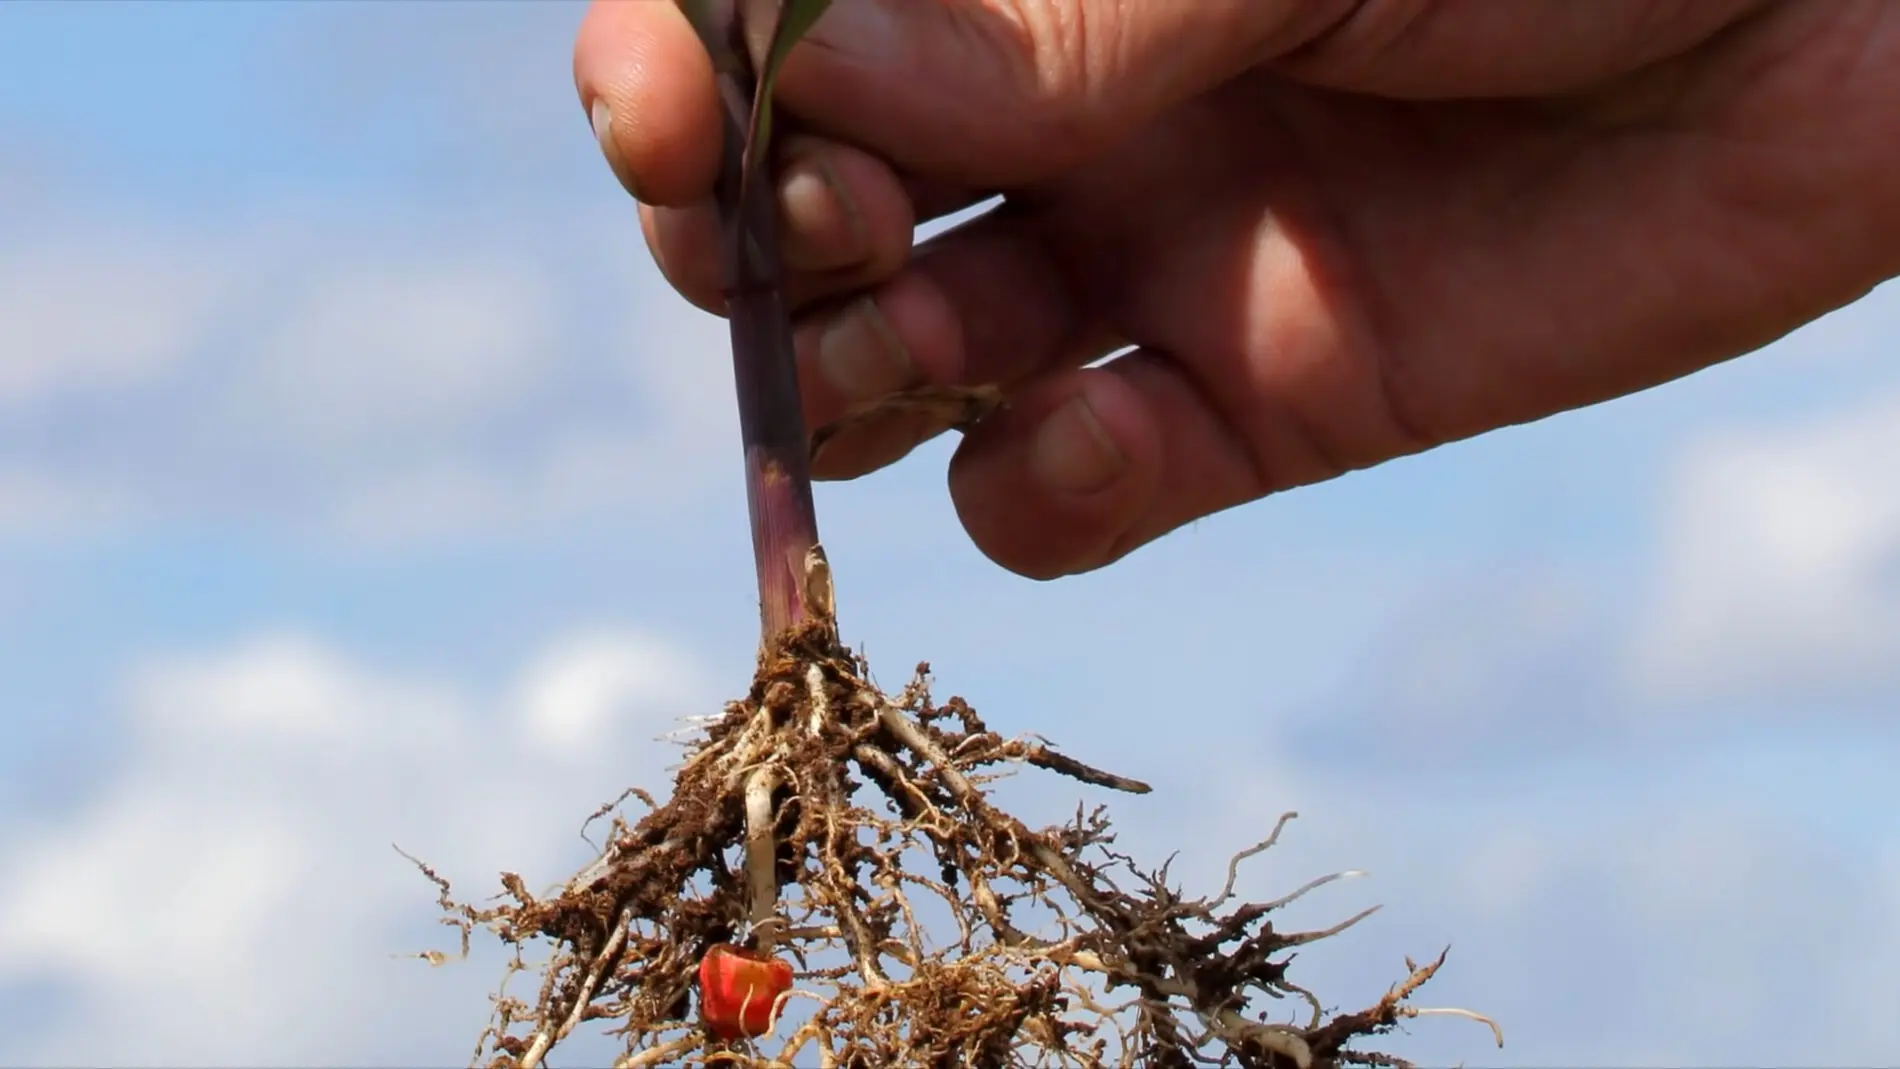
[2,2,1898,1066]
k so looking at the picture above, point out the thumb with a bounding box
[775,0,1332,185]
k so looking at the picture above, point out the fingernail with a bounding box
[780,154,867,272]
[590,98,639,200]
[1031,394,1126,494]
[819,297,912,403]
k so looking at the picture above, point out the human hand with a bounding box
[574,0,1900,579]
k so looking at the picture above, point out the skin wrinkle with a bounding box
[1631,8,1900,337]
[950,202,1108,384]
[861,0,1368,181]
[1235,197,1378,489]
[784,3,1053,183]
[1255,0,1381,71]
[1257,5,1890,456]
[1701,1,1900,268]
[973,1,1110,180]
[1034,0,1092,103]
[1123,0,1370,133]
[1112,348,1266,562]
[1272,0,1431,86]
[1159,81,1453,481]
[1357,108,1596,448]
[1024,75,1411,497]
[1276,0,1775,100]
[1247,86,1453,469]
[583,0,1900,576]
[1295,206,1444,474]
[995,205,1127,385]
[1002,4,1890,491]
[1000,0,1123,176]
[1418,132,1686,435]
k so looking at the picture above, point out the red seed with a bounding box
[698,943,795,1039]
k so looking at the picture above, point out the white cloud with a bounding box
[1356,567,1610,730]
[0,0,737,550]
[0,465,137,532]
[277,1,590,190]
[0,204,737,544]
[0,626,711,1066]
[515,628,710,760]
[1441,800,1900,1066]
[1133,740,1900,1067]
[0,227,236,405]
[237,260,558,451]
[126,633,451,745]
[2,622,1897,1066]
[1628,391,1900,706]
[0,0,736,548]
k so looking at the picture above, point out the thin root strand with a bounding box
[410,625,1493,1069]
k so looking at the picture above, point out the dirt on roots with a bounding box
[411,624,1500,1068]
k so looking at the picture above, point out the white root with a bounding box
[1209,1006,1314,1069]
[805,662,829,737]
[461,663,1492,1069]
[1273,977,1326,1030]
[764,987,829,1037]
[1401,1005,1505,1047]
[1260,869,1368,913]
[745,765,784,951]
[611,1035,698,1068]
[1281,904,1381,947]
[516,905,632,1069]
[1210,811,1299,908]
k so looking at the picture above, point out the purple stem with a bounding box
[710,33,821,641]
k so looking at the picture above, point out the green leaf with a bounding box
[745,0,831,163]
